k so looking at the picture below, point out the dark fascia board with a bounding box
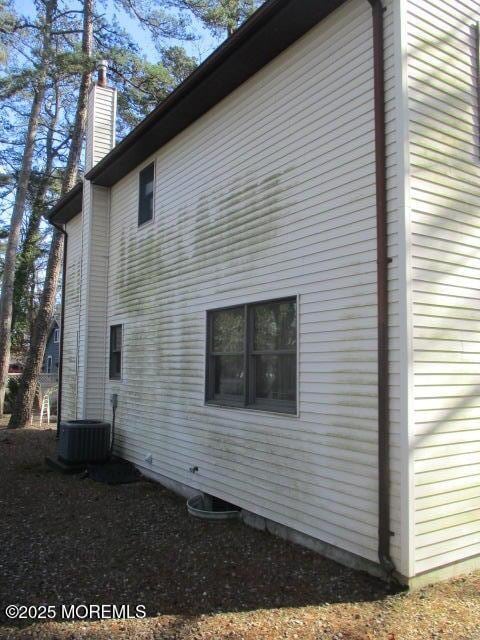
[48,182,83,225]
[86,0,345,187]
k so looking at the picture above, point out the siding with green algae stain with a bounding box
[99,0,402,569]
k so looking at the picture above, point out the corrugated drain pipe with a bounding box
[367,0,395,577]
[49,221,68,439]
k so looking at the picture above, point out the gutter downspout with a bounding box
[50,220,67,439]
[367,0,395,576]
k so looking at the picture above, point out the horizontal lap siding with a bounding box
[408,0,480,573]
[62,215,82,419]
[105,0,385,562]
[84,186,109,418]
[80,85,116,418]
[86,85,116,168]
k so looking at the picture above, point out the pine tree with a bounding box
[12,81,61,354]
[8,0,256,426]
[0,0,57,415]
[8,0,197,426]
[172,0,262,36]
[8,0,94,428]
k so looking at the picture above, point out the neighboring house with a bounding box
[42,318,60,375]
[48,0,480,588]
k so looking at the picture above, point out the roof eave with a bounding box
[47,182,83,225]
[86,0,345,187]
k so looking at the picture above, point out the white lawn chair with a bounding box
[31,382,58,426]
[39,393,50,426]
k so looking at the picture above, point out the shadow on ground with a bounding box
[0,427,400,638]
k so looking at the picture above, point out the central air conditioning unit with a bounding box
[58,420,111,464]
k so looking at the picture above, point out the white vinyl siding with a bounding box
[85,84,116,170]
[103,0,399,565]
[61,214,82,419]
[76,83,116,418]
[407,0,480,573]
[83,184,110,418]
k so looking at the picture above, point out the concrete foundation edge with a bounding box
[240,508,388,580]
[137,464,480,589]
[137,464,387,581]
[396,554,480,590]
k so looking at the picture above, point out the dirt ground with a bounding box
[0,423,479,640]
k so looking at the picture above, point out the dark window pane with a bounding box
[253,300,296,351]
[110,353,121,377]
[138,163,154,225]
[111,325,122,352]
[212,307,244,353]
[206,298,297,412]
[110,325,122,380]
[214,355,244,400]
[254,354,296,404]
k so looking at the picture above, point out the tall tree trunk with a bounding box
[0,0,55,415]
[9,0,93,428]
[12,83,61,346]
[0,88,46,413]
[62,0,93,192]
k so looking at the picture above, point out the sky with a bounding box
[2,0,222,235]
[12,0,221,63]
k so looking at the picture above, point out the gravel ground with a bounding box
[0,423,479,640]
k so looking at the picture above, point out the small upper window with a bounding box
[138,162,154,226]
[109,325,122,380]
[53,328,60,343]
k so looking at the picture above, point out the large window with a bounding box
[109,325,122,380]
[206,298,297,414]
[138,162,154,226]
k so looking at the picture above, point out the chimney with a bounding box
[97,59,108,88]
[85,61,117,171]
[76,62,117,419]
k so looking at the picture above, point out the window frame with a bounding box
[46,355,52,374]
[205,296,297,415]
[138,161,155,227]
[109,324,123,381]
[53,328,60,343]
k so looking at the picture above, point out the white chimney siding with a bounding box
[85,84,117,172]
[76,82,116,419]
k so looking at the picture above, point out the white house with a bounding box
[48,0,480,588]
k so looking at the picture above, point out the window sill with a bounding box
[205,401,298,418]
[138,218,154,229]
